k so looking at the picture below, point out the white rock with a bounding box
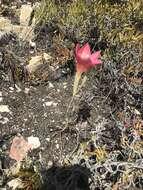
[49,82,54,88]
[20,4,33,26]
[56,144,59,149]
[0,97,3,102]
[44,101,53,106]
[53,102,58,106]
[48,160,53,167]
[43,101,58,107]
[0,92,2,96]
[46,137,50,142]
[0,105,11,113]
[27,136,40,149]
[29,41,36,48]
[24,88,30,94]
[9,87,14,91]
[134,109,141,115]
[63,82,67,89]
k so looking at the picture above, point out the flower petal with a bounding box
[78,43,91,56]
[90,51,101,60]
[91,59,102,65]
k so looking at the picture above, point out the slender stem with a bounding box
[73,71,82,96]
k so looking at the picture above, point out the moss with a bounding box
[93,0,143,46]
[35,0,143,48]
[35,0,58,25]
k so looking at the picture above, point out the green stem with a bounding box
[73,71,82,96]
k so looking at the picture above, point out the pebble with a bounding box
[56,144,59,149]
[43,101,58,107]
[53,102,58,106]
[27,136,41,149]
[24,88,30,94]
[44,101,53,106]
[0,105,11,113]
[9,87,14,91]
[134,109,141,115]
[46,137,50,142]
[49,82,54,88]
[48,160,53,167]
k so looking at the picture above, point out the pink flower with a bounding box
[73,43,102,96]
[75,43,102,73]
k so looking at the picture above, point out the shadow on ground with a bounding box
[41,165,91,190]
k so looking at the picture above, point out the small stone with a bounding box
[0,105,11,113]
[27,136,41,149]
[44,101,53,106]
[53,102,58,106]
[63,82,67,89]
[43,101,57,107]
[49,82,54,88]
[134,109,141,115]
[24,88,30,94]
[56,144,59,149]
[46,137,50,142]
[30,41,36,48]
[48,160,53,167]
[9,87,14,91]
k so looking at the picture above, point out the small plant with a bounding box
[73,43,102,96]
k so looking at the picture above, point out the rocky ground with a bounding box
[0,0,143,190]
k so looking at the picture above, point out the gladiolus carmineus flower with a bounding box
[73,43,102,96]
[75,43,102,73]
